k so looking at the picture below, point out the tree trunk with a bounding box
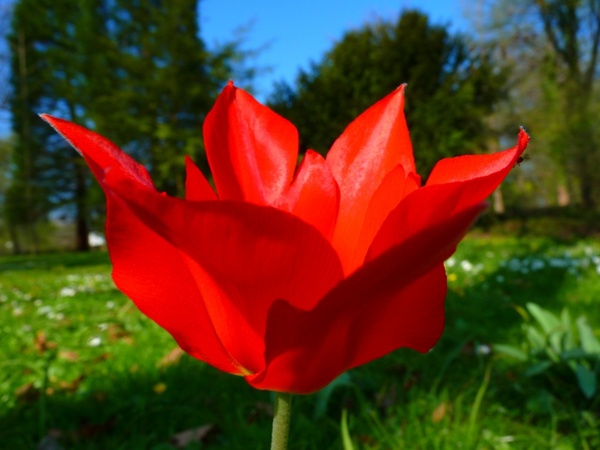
[7,223,21,255]
[18,29,39,254]
[557,184,570,207]
[74,158,90,252]
[492,188,505,214]
[68,102,90,252]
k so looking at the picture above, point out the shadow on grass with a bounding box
[0,357,281,449]
[0,251,111,273]
[1,238,597,449]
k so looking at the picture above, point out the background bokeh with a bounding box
[0,1,599,449]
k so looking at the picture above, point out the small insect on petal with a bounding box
[514,154,530,167]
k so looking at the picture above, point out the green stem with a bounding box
[270,392,293,450]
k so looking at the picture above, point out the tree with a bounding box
[0,135,14,252]
[535,0,600,209]
[89,0,215,194]
[6,3,53,253]
[0,1,13,116]
[474,0,600,209]
[7,0,249,252]
[269,10,507,178]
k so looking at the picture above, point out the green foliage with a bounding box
[6,0,251,252]
[480,0,600,209]
[1,236,600,448]
[93,0,221,194]
[313,372,352,419]
[496,302,600,399]
[269,10,507,177]
[340,409,355,450]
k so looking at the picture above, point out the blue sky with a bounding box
[0,0,472,135]
[201,0,472,100]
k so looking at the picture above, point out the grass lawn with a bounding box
[0,234,599,449]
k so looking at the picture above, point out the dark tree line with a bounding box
[268,11,507,178]
[5,0,247,252]
[475,0,600,210]
[5,2,598,254]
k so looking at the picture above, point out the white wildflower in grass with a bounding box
[475,344,491,355]
[37,305,53,316]
[445,257,456,268]
[549,258,568,268]
[60,273,114,295]
[460,260,473,272]
[530,259,545,271]
[59,287,77,297]
[106,301,115,310]
[12,303,23,316]
[88,336,102,347]
[34,299,43,307]
[98,323,109,331]
[507,258,521,271]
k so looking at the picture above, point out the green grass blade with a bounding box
[341,409,355,450]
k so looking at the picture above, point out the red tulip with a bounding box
[42,82,528,394]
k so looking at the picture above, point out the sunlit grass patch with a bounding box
[1,235,599,449]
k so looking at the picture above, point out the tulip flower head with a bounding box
[42,82,528,394]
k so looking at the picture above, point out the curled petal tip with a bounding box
[220,80,236,97]
[517,127,530,151]
[393,84,407,96]
[39,113,57,125]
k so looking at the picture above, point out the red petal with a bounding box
[40,114,155,190]
[248,204,483,393]
[106,193,242,374]
[41,116,240,374]
[426,129,529,207]
[367,185,463,261]
[203,82,298,205]
[325,86,416,273]
[368,130,529,260]
[185,156,217,201]
[275,150,340,239]
[345,164,406,270]
[104,174,344,375]
[403,171,422,197]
